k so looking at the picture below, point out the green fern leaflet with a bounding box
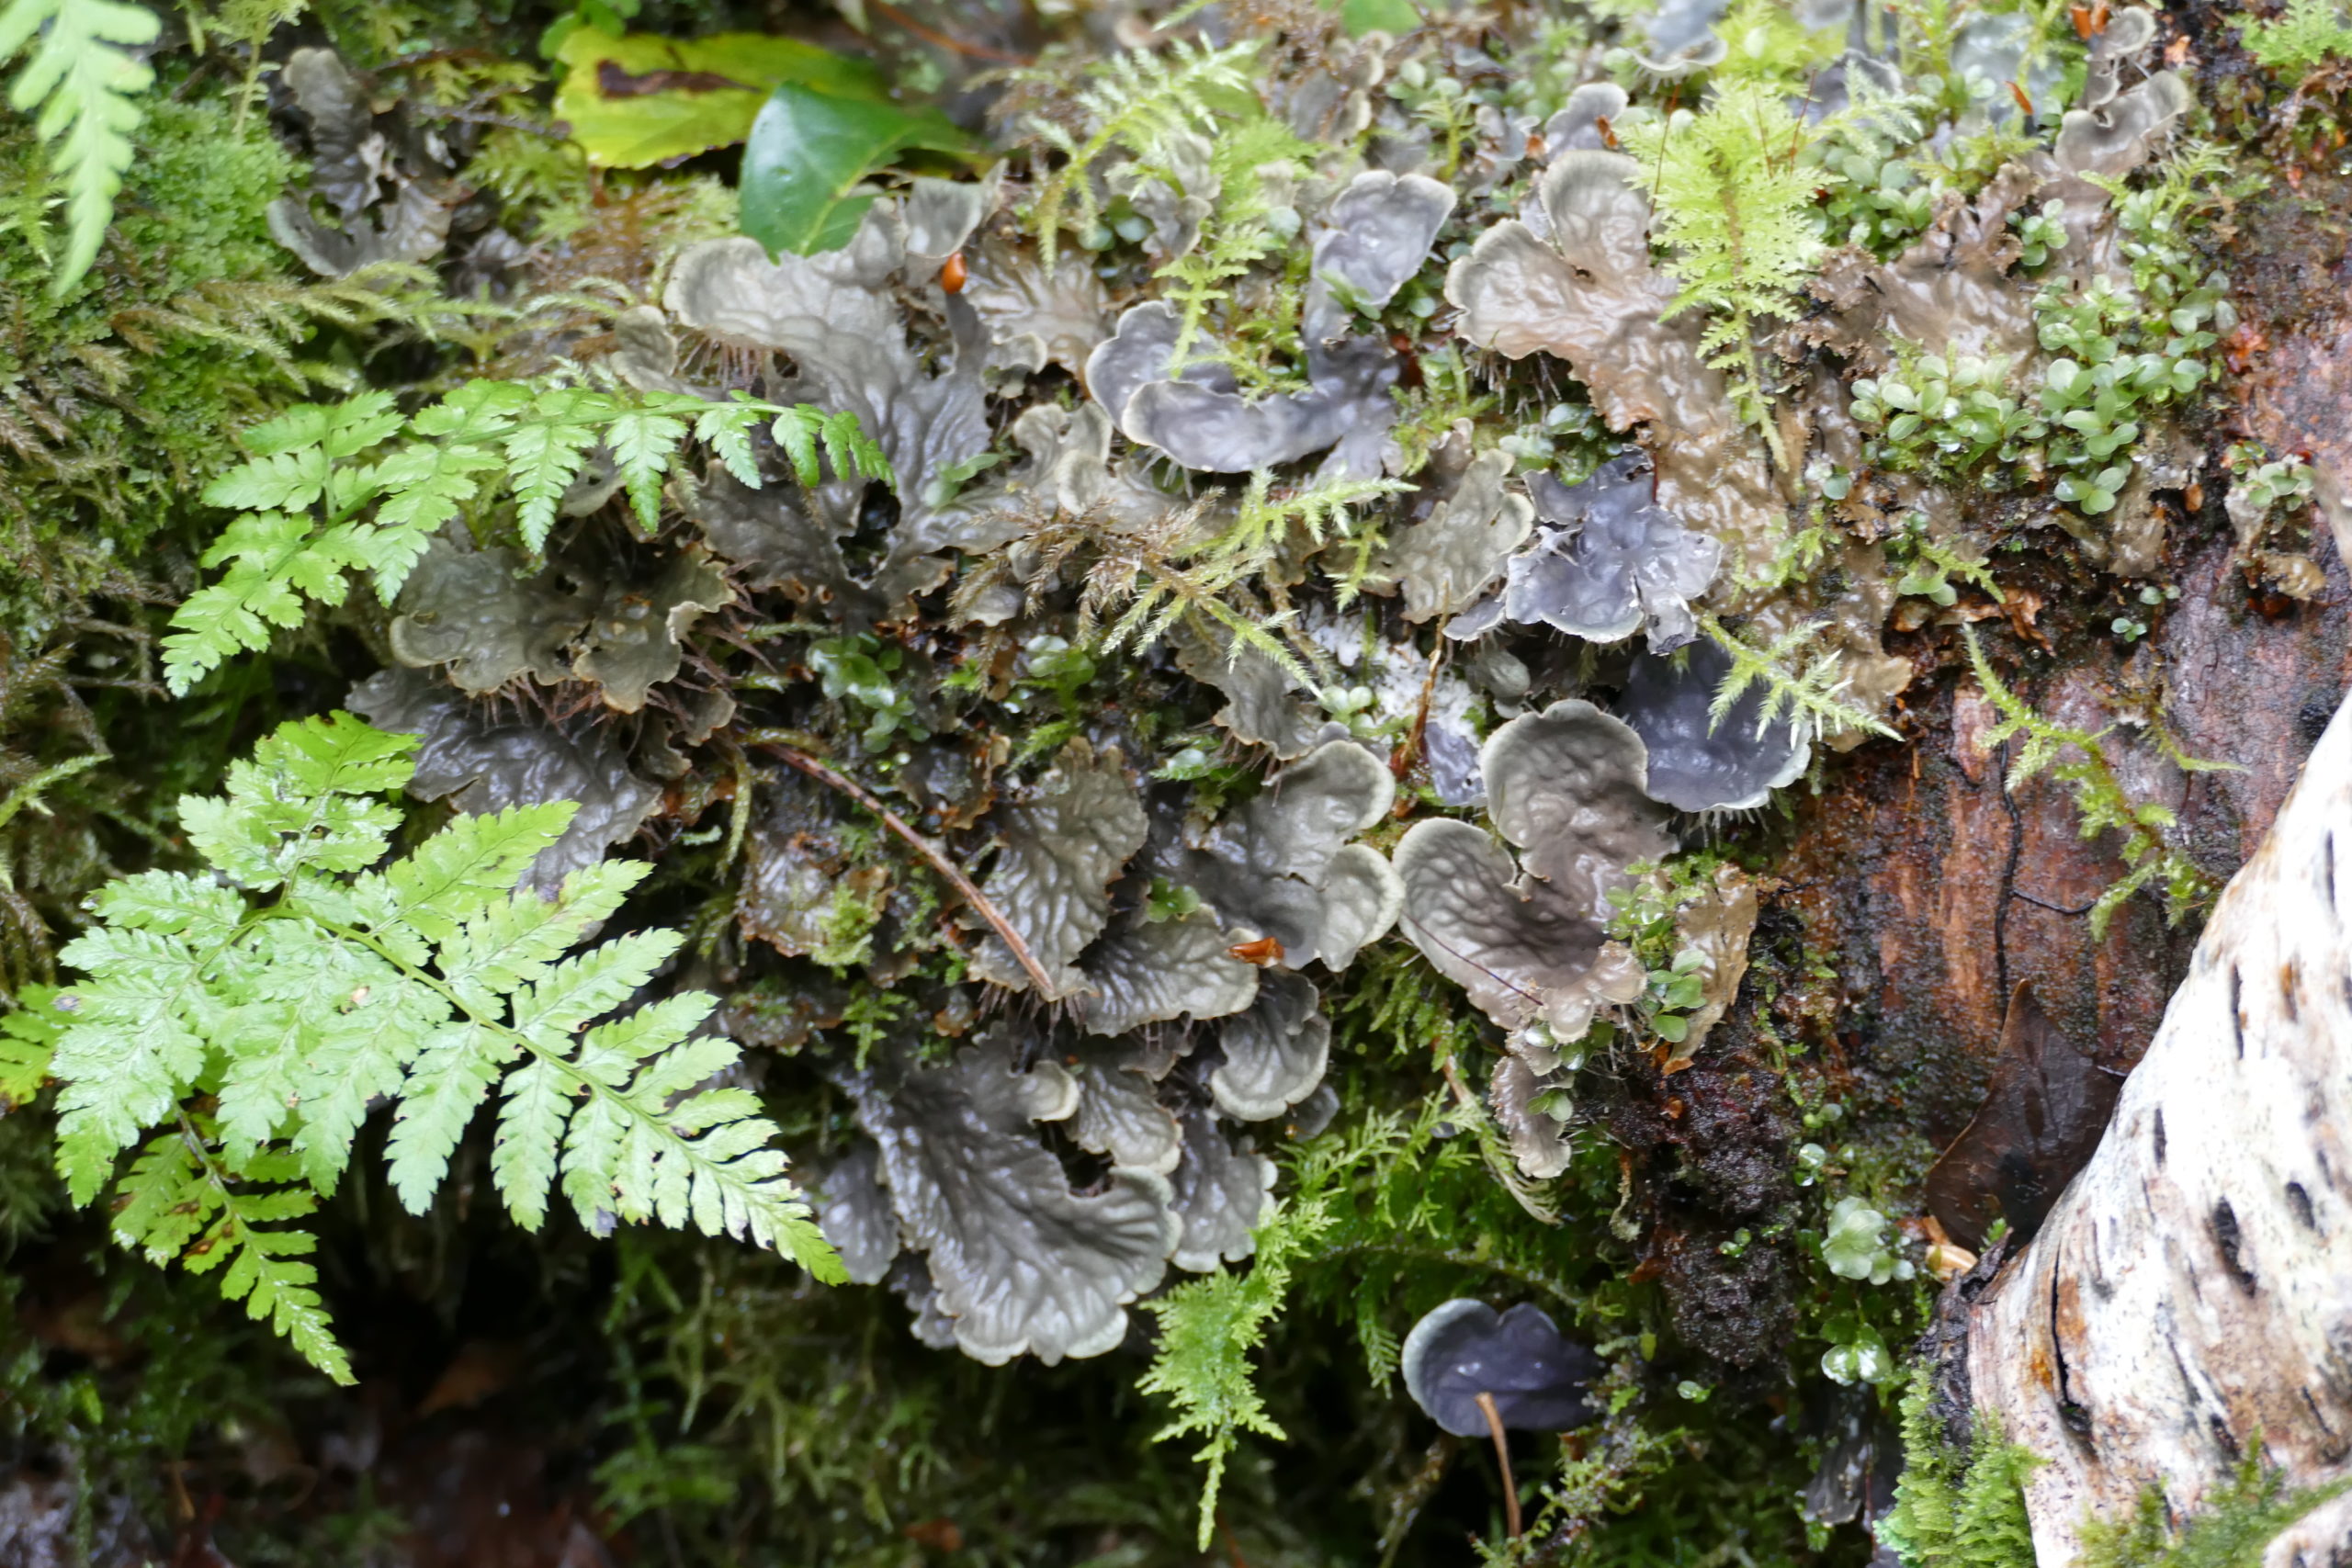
[2238,0,2352,81]
[165,381,893,694]
[41,712,842,1382]
[0,0,159,293]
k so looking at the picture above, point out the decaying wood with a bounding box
[1963,683,2352,1560]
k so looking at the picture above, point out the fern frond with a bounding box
[1025,39,1258,268]
[163,382,890,694]
[0,0,159,293]
[2239,0,2352,80]
[45,713,843,1382]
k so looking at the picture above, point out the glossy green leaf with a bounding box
[739,82,967,257]
[553,25,888,169]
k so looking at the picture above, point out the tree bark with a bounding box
[1963,677,2352,1560]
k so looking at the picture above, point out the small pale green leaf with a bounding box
[506,388,616,552]
[386,1021,512,1213]
[603,403,691,527]
[0,985,63,1108]
[492,1057,572,1230]
[1,0,161,293]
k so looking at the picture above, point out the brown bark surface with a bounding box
[1772,139,2352,1149]
[1779,513,2350,1144]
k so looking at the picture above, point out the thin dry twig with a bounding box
[1393,637,1448,781]
[745,733,1059,998]
[870,0,1035,63]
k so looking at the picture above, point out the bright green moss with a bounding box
[0,96,322,629]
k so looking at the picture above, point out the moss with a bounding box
[0,96,337,631]
[1884,1435,2352,1568]
[1878,1367,2040,1568]
[2078,1450,2352,1568]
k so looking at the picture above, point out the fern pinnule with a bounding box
[45,712,842,1382]
[0,0,160,294]
[1025,39,1258,267]
[0,984,61,1107]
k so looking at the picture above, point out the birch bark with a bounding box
[1964,686,2352,1560]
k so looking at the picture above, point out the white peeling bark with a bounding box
[2266,1491,2352,1568]
[1965,688,2352,1561]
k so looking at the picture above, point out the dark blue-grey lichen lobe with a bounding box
[1402,1299,1602,1437]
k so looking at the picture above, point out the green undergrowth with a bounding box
[0,95,433,631]
[0,0,2309,1558]
[2078,1451,2352,1568]
[1876,1369,2041,1568]
[2237,0,2352,83]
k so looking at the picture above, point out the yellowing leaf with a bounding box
[552,25,888,169]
